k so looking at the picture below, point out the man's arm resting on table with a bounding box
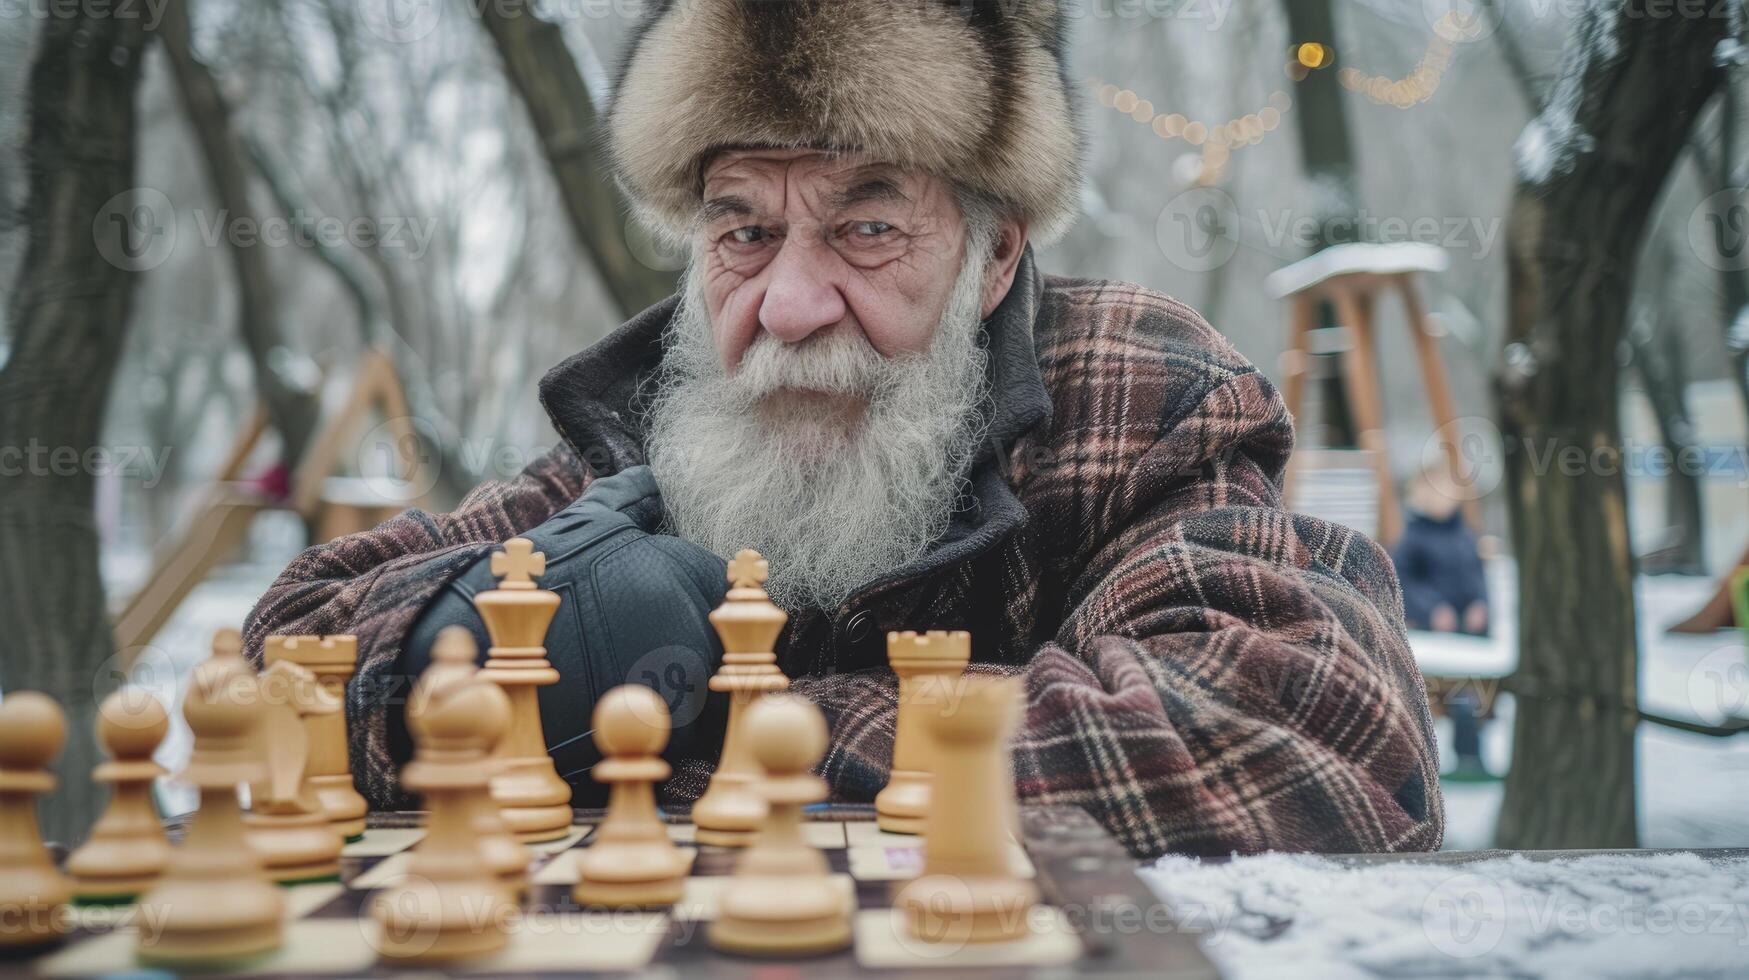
[791,372,1444,859]
[241,443,592,808]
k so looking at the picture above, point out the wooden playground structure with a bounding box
[1267,241,1481,545]
[112,350,432,656]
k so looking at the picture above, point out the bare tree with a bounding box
[1489,0,1712,578]
[473,0,676,317]
[1688,81,1749,433]
[160,0,320,467]
[1495,1,1727,850]
[0,11,150,842]
[1627,237,1707,575]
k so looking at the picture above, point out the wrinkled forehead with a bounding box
[698,147,944,215]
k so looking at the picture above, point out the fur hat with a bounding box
[608,0,1084,246]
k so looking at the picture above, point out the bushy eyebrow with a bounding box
[699,195,757,225]
[826,174,909,213]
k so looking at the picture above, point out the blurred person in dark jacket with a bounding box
[1392,461,1489,637]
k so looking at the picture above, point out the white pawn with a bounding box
[573,685,690,907]
[0,692,71,948]
[708,695,850,956]
[67,688,171,903]
[138,634,284,965]
[372,662,516,962]
[415,627,530,896]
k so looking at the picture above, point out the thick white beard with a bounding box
[644,245,994,612]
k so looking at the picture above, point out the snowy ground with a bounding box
[1421,562,1749,851]
[1140,851,1749,979]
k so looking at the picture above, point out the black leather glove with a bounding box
[393,465,728,806]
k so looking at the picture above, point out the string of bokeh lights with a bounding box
[1091,11,1482,186]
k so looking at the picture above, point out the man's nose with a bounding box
[758,241,846,343]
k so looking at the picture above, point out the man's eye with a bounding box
[727,226,767,245]
[850,221,893,237]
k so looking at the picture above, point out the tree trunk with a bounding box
[159,0,319,467]
[1279,0,1359,246]
[1711,81,1749,424]
[1629,324,1708,576]
[1495,2,1724,850]
[472,0,677,317]
[0,12,149,843]
[1491,0,1708,578]
[1278,0,1361,449]
[1627,240,1706,576]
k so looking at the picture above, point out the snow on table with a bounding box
[1142,849,1749,979]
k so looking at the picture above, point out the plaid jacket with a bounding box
[244,247,1443,858]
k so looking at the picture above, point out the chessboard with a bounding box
[15,804,1216,978]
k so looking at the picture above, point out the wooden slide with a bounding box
[112,349,432,660]
[111,484,268,655]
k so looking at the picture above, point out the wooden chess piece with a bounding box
[573,685,690,908]
[243,659,344,883]
[708,695,850,956]
[692,549,790,847]
[372,665,516,963]
[138,634,284,965]
[412,627,530,896]
[875,630,971,834]
[267,634,368,840]
[474,538,573,842]
[0,692,71,948]
[896,676,1037,944]
[67,688,171,903]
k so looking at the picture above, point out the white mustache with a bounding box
[726,327,908,403]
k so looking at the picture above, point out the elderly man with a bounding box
[245,0,1442,858]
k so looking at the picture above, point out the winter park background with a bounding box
[5,1,1749,973]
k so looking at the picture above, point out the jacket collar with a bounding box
[537,245,1053,601]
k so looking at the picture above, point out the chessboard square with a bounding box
[805,821,848,848]
[38,920,380,977]
[667,821,845,848]
[847,844,924,882]
[285,882,347,918]
[37,930,136,976]
[465,911,668,972]
[845,822,921,848]
[346,851,413,889]
[342,828,425,857]
[852,905,1081,970]
[675,873,855,922]
[845,843,1034,882]
[532,851,579,886]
